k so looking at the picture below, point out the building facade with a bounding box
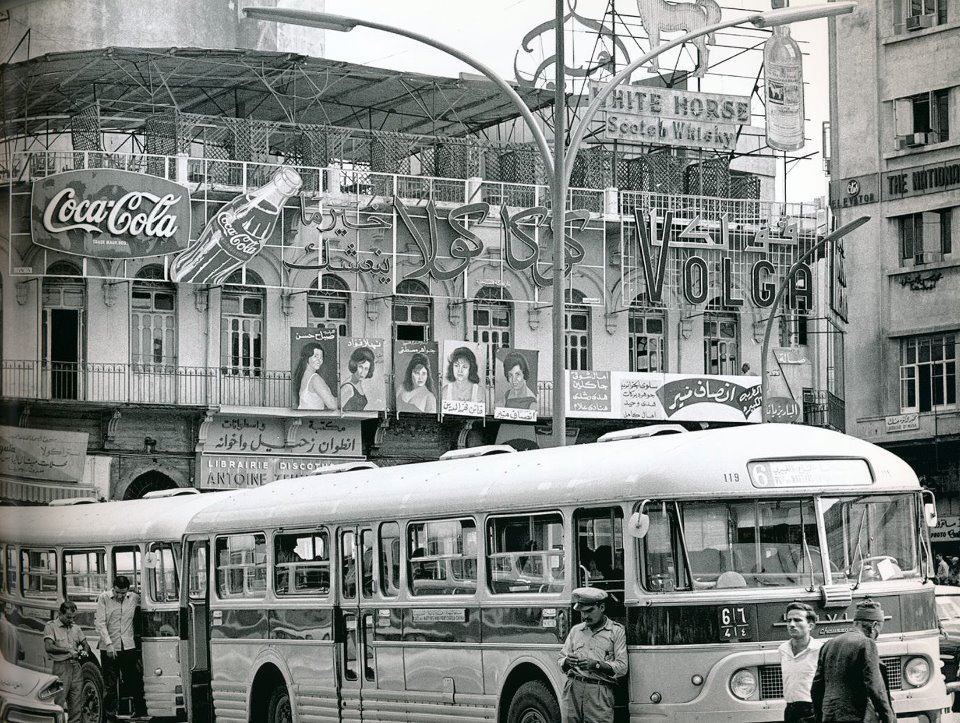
[828,1,960,551]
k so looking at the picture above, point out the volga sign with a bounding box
[31,169,192,258]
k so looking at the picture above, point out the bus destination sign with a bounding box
[748,459,873,489]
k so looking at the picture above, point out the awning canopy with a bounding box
[1,46,554,138]
[0,476,98,505]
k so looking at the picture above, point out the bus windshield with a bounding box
[822,494,920,584]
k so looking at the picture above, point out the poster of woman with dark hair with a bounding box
[394,341,439,414]
[440,340,486,417]
[339,338,386,413]
[494,348,539,422]
[291,328,339,411]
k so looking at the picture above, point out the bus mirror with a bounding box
[143,551,159,569]
[627,511,650,539]
[923,502,937,529]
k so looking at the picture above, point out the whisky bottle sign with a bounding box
[763,26,805,152]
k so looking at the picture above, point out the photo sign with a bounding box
[338,337,387,413]
[593,83,751,152]
[440,340,487,417]
[394,341,440,414]
[493,348,540,422]
[291,328,339,412]
[30,169,191,258]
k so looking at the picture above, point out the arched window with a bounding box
[564,288,591,371]
[221,269,264,376]
[628,295,665,372]
[703,297,739,375]
[131,264,176,368]
[472,286,513,382]
[42,261,85,400]
[393,279,432,341]
[307,274,350,336]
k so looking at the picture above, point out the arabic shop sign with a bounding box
[0,425,89,483]
[884,413,920,433]
[763,396,802,423]
[883,160,960,200]
[593,83,751,152]
[201,416,361,456]
[199,454,361,490]
[931,516,960,543]
[30,169,192,258]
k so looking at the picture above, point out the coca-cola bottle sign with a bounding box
[30,169,192,259]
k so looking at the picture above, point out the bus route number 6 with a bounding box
[718,605,751,641]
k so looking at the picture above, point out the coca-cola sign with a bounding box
[31,169,192,259]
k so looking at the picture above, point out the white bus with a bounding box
[0,490,229,722]
[173,424,950,723]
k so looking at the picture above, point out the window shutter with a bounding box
[894,98,914,137]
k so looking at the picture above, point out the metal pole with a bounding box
[552,0,567,447]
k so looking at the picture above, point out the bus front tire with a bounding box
[80,661,104,723]
[506,680,559,723]
[267,686,292,723]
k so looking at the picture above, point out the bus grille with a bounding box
[757,657,902,700]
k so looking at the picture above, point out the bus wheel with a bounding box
[267,686,293,723]
[79,661,104,723]
[506,680,559,723]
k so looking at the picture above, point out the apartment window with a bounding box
[704,306,739,375]
[900,332,957,412]
[308,274,349,337]
[896,89,950,145]
[628,300,665,372]
[221,270,264,376]
[131,264,176,368]
[899,208,953,264]
[473,286,513,383]
[393,279,433,342]
[565,289,591,371]
[900,0,949,28]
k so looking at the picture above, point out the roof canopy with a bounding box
[1,46,554,138]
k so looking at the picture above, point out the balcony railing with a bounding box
[802,389,846,433]
[1,360,557,417]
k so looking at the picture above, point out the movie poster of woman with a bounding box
[493,348,539,422]
[290,328,339,411]
[440,340,486,417]
[394,341,439,414]
[338,338,386,413]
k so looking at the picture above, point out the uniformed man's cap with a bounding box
[572,587,607,609]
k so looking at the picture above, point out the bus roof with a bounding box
[0,490,234,548]
[184,424,919,535]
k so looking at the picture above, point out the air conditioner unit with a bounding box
[914,251,944,265]
[905,13,935,30]
[896,132,929,149]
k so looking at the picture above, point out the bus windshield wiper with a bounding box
[849,507,868,590]
[800,503,816,592]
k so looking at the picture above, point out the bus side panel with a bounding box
[210,607,269,722]
[270,608,339,723]
[140,609,182,718]
[12,603,55,673]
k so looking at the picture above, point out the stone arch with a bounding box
[122,469,181,500]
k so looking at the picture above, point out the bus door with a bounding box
[336,527,376,720]
[573,507,625,620]
[181,537,212,722]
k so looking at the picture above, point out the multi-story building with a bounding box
[827,1,960,553]
[0,2,839,504]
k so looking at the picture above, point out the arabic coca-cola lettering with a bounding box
[42,188,181,238]
[171,167,302,284]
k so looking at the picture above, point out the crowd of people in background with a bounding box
[936,553,960,585]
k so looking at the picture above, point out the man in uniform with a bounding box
[811,599,895,723]
[558,587,628,722]
[43,600,91,722]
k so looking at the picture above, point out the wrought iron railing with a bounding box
[802,389,846,433]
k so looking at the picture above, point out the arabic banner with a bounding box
[339,337,387,413]
[440,340,487,417]
[198,454,362,490]
[0,425,89,483]
[565,372,762,422]
[493,348,540,422]
[394,340,439,414]
[202,416,361,456]
[291,327,339,411]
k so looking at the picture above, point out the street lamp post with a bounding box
[245,2,857,443]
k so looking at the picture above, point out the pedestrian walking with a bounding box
[95,575,148,719]
[557,587,627,722]
[936,554,949,583]
[778,602,819,723]
[811,599,895,723]
[42,600,91,722]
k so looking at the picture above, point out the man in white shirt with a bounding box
[95,575,147,718]
[778,601,820,723]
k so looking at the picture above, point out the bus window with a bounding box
[487,513,564,594]
[21,549,58,599]
[379,523,401,597]
[215,534,267,600]
[63,550,109,602]
[112,546,142,591]
[188,544,207,600]
[148,543,180,603]
[360,530,374,599]
[408,518,477,596]
[575,508,624,600]
[0,545,8,594]
[274,531,329,596]
[340,531,357,601]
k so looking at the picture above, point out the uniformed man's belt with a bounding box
[567,672,615,688]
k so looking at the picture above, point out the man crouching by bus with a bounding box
[95,575,147,719]
[778,602,819,723]
[43,600,92,722]
[558,587,627,722]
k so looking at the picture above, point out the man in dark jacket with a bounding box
[810,599,895,723]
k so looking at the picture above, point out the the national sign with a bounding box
[31,169,192,259]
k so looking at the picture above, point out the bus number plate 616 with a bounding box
[718,605,751,641]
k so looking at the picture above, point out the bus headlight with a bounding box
[730,668,757,700]
[904,656,930,687]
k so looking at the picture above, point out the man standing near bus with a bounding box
[558,587,628,722]
[778,602,819,722]
[811,599,895,723]
[43,600,91,722]
[95,575,148,719]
